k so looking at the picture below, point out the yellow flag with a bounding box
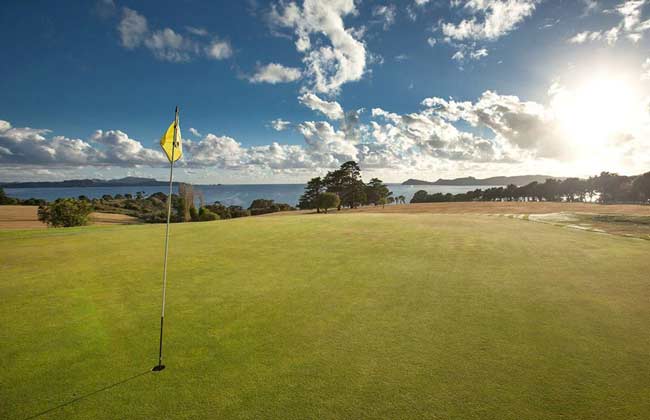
[160,121,182,162]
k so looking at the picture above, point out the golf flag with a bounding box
[154,106,181,372]
[160,115,182,162]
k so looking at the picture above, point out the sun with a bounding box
[551,75,641,152]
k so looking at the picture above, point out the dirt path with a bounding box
[0,205,140,229]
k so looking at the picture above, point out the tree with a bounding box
[0,188,17,205]
[365,178,392,205]
[178,183,196,222]
[632,172,650,202]
[317,192,340,213]
[593,172,632,203]
[324,161,366,209]
[398,195,406,204]
[37,199,93,227]
[298,177,325,212]
[189,206,199,221]
[411,190,429,203]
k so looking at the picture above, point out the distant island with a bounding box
[402,175,558,186]
[0,176,174,189]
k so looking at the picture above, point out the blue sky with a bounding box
[1,0,650,183]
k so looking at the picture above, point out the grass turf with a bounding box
[1,213,650,419]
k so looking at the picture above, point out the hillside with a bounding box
[402,175,557,186]
[0,176,172,188]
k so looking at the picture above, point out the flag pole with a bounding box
[153,106,178,372]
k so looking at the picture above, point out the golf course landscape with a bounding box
[2,206,650,419]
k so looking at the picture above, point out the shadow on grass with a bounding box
[23,369,152,420]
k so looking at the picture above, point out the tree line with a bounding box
[411,171,650,204]
[298,161,394,212]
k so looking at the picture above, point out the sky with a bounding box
[1,0,650,184]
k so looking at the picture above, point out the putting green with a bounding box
[1,213,650,419]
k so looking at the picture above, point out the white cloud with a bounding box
[569,0,650,45]
[470,48,488,59]
[299,121,359,164]
[189,127,202,137]
[270,119,292,131]
[372,5,397,30]
[184,134,246,168]
[144,28,198,62]
[441,0,538,42]
[269,0,367,95]
[426,37,437,47]
[0,120,166,167]
[117,7,232,62]
[186,26,209,36]
[298,92,345,120]
[118,8,148,49]
[206,39,233,59]
[90,130,166,165]
[248,63,302,84]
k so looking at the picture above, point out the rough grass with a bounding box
[346,201,650,215]
[1,213,650,419]
[0,205,140,229]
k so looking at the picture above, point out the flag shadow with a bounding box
[23,369,152,420]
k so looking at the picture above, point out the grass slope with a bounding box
[1,213,650,419]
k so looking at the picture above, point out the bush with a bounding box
[317,192,340,213]
[198,207,220,221]
[37,199,93,227]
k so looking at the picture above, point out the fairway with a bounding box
[2,213,650,419]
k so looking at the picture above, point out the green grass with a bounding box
[1,213,650,419]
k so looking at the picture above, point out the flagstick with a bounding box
[153,106,179,372]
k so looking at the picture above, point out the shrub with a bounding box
[37,199,93,227]
[317,192,340,213]
[198,207,220,221]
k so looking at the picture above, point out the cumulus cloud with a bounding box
[90,130,166,165]
[0,120,166,167]
[298,92,345,120]
[298,121,359,165]
[269,0,367,95]
[184,134,246,168]
[117,7,232,62]
[248,63,302,84]
[189,127,202,137]
[421,92,553,157]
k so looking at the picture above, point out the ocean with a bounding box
[4,184,496,208]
